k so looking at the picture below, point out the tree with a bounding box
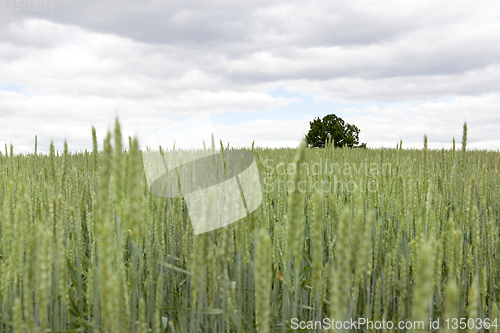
[305,114,366,148]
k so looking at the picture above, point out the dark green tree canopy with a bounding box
[305,114,366,148]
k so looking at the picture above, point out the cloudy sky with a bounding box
[1,0,499,153]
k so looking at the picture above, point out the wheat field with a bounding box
[0,121,499,332]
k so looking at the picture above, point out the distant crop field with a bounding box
[0,122,499,332]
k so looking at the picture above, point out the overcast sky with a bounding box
[1,0,500,153]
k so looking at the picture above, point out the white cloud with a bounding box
[214,116,312,148]
[345,94,500,150]
[1,0,500,152]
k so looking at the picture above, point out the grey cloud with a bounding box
[3,0,500,100]
[2,0,269,45]
[0,0,477,50]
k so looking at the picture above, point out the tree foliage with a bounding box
[305,114,366,148]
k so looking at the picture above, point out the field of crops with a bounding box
[0,121,499,332]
